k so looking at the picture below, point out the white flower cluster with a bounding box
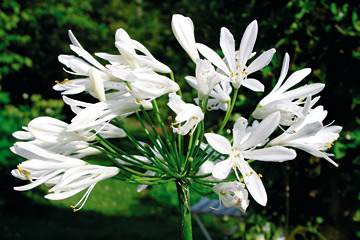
[10,14,341,213]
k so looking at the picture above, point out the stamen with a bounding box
[250,171,254,174]
[258,174,263,178]
[71,184,96,212]
[17,164,32,181]
[233,165,236,169]
[240,178,244,182]
[238,64,241,68]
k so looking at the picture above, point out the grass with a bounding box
[1,172,229,240]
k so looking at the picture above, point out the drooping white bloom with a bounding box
[13,116,125,149]
[45,165,119,211]
[185,59,221,100]
[115,28,171,73]
[67,99,140,132]
[168,93,204,135]
[269,97,342,167]
[197,21,276,89]
[253,53,325,125]
[11,142,86,191]
[171,14,200,62]
[204,112,297,206]
[213,181,250,213]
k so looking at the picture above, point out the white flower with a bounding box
[253,53,324,125]
[13,116,125,150]
[197,21,275,89]
[67,99,140,132]
[269,97,342,167]
[55,30,113,96]
[204,112,297,206]
[259,53,324,106]
[186,74,231,111]
[45,165,119,211]
[213,181,250,213]
[11,142,86,191]
[185,59,221,100]
[168,93,204,135]
[171,14,199,62]
[115,28,171,73]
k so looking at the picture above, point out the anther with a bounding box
[233,165,237,169]
[258,174,263,178]
[237,198,242,203]
[240,178,244,182]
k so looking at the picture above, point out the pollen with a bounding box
[56,78,71,85]
[17,164,32,181]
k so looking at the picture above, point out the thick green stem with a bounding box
[176,180,193,240]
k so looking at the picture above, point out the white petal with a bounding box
[220,27,236,71]
[196,43,230,75]
[272,53,290,92]
[233,117,248,148]
[240,112,280,150]
[242,146,296,162]
[212,157,233,180]
[276,68,311,94]
[246,48,276,74]
[238,159,267,206]
[89,67,106,102]
[277,83,324,101]
[204,133,232,155]
[242,78,265,92]
[238,20,258,66]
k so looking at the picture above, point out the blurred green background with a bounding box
[1,0,360,239]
